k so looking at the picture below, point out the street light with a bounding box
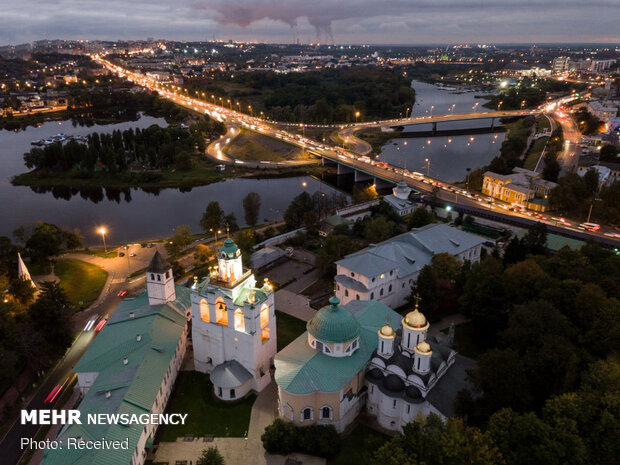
[98,227,107,253]
[425,158,430,177]
[355,111,360,123]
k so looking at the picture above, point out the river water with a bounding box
[0,115,343,245]
[377,80,504,183]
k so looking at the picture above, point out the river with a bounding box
[0,115,344,245]
[377,80,504,182]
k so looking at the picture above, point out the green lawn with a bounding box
[276,310,307,351]
[328,424,390,465]
[441,321,485,360]
[159,371,255,441]
[54,258,108,310]
[523,136,548,171]
[75,248,118,259]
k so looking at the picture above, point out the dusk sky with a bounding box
[1,0,619,45]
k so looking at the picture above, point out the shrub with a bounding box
[261,418,298,455]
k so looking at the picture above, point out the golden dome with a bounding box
[415,341,432,354]
[379,325,395,338]
[404,309,427,329]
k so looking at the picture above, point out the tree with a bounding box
[408,207,434,229]
[197,447,225,465]
[488,408,586,465]
[242,192,261,227]
[193,244,212,266]
[363,216,395,243]
[165,225,193,255]
[27,282,72,352]
[224,213,239,233]
[413,265,439,318]
[431,253,461,282]
[543,153,561,182]
[8,277,35,305]
[200,202,225,233]
[175,151,192,171]
[261,419,298,455]
[599,144,618,163]
[369,414,504,465]
[523,222,548,255]
[284,192,314,229]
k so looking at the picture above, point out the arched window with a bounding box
[315,340,324,352]
[370,292,374,299]
[345,289,349,297]
[380,288,384,296]
[261,327,270,344]
[302,407,313,421]
[165,270,170,279]
[234,309,245,332]
[215,297,228,326]
[321,405,332,419]
[200,299,210,323]
[260,304,269,329]
[389,284,392,292]
[324,345,331,354]
[356,294,360,300]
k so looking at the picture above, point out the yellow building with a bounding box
[482,167,556,212]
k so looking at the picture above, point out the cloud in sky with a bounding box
[0,0,618,45]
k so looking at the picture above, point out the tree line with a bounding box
[202,67,415,123]
[24,125,198,175]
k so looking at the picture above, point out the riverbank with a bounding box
[12,160,333,190]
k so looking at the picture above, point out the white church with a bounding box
[191,238,277,401]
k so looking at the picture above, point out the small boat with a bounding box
[31,139,45,146]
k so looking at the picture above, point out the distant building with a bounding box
[482,167,557,212]
[274,297,469,433]
[587,100,618,124]
[191,238,277,400]
[250,245,287,270]
[42,252,191,465]
[552,56,571,73]
[335,224,485,308]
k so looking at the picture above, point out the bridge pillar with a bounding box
[374,177,395,189]
[354,170,373,182]
[432,121,437,135]
[490,117,495,129]
[337,164,354,175]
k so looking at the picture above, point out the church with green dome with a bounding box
[274,296,463,432]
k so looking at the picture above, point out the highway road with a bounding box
[92,55,619,246]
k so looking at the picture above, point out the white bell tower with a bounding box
[146,251,176,306]
[217,239,243,283]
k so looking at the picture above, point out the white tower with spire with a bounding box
[146,251,176,306]
[17,252,35,288]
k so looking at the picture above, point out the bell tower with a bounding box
[146,251,176,306]
[217,239,243,283]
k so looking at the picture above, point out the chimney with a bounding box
[136,334,142,341]
[123,358,128,365]
[105,391,111,399]
[130,312,135,319]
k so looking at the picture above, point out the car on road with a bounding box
[579,222,600,232]
[118,252,125,257]
[117,290,128,297]
[129,252,136,257]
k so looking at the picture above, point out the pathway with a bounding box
[153,382,325,465]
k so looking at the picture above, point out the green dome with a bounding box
[218,239,239,258]
[307,296,360,344]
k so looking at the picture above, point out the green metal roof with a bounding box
[275,300,401,395]
[42,286,190,465]
[307,296,360,344]
[515,231,585,252]
[219,239,239,258]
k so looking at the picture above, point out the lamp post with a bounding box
[98,227,107,253]
[430,105,434,116]
[425,158,430,177]
[355,111,360,123]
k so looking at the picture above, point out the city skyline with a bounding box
[1,0,619,46]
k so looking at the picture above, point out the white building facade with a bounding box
[335,224,485,308]
[192,239,277,400]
